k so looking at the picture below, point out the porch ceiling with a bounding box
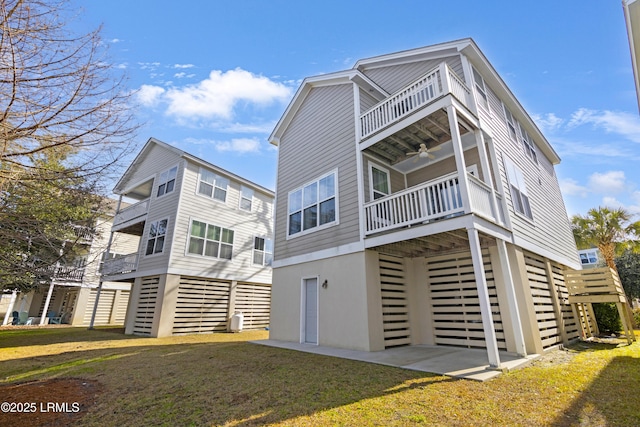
[372,229,495,258]
[363,109,474,166]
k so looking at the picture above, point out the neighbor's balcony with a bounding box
[364,172,503,236]
[102,253,139,276]
[49,265,85,282]
[112,199,149,230]
[360,62,472,140]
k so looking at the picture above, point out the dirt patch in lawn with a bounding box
[0,378,103,427]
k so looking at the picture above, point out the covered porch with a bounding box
[357,62,505,240]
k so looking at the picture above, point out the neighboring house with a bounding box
[103,138,274,338]
[1,202,136,327]
[577,248,603,269]
[623,0,640,111]
[268,38,583,368]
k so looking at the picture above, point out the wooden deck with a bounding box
[565,268,636,344]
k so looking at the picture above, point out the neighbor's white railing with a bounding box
[364,172,464,235]
[359,62,471,140]
[113,199,149,227]
[102,253,139,276]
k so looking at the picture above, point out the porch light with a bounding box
[419,151,429,158]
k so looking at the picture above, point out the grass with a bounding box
[1,327,639,426]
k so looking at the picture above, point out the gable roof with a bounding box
[114,137,274,197]
[269,38,560,164]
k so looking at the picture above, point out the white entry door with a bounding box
[303,278,318,344]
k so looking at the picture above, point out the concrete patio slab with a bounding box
[252,339,539,381]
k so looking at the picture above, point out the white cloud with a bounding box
[110,38,123,43]
[136,85,166,107]
[532,112,564,133]
[174,72,196,79]
[173,64,195,69]
[588,171,626,194]
[568,108,640,143]
[163,68,292,119]
[214,138,261,153]
[559,178,588,198]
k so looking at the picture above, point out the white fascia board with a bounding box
[459,42,561,165]
[269,69,382,146]
[272,241,365,268]
[354,38,472,71]
[113,137,186,193]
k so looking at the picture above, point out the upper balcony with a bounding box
[102,252,139,277]
[359,62,474,143]
[112,199,149,235]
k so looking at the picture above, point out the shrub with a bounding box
[633,307,640,329]
[593,303,623,334]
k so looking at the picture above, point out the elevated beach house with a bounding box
[103,138,274,337]
[268,39,583,367]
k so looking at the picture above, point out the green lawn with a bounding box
[1,327,639,426]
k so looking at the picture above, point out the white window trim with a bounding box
[518,123,538,165]
[185,218,235,261]
[239,185,254,212]
[502,103,519,145]
[472,67,490,112]
[252,235,273,267]
[145,217,169,257]
[156,165,178,198]
[286,169,339,240]
[196,167,229,204]
[368,163,391,201]
[503,157,534,222]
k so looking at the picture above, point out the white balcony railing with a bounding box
[102,253,139,276]
[364,173,464,235]
[467,175,495,220]
[113,199,149,228]
[359,62,472,140]
[364,172,504,236]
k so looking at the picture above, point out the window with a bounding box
[518,123,538,164]
[504,158,533,220]
[472,67,489,110]
[253,236,273,266]
[370,165,390,200]
[187,220,234,260]
[240,186,253,211]
[146,219,168,255]
[198,168,229,202]
[288,171,337,236]
[579,250,598,265]
[157,166,177,197]
[503,105,519,143]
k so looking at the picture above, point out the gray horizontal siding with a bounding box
[275,84,360,261]
[136,150,186,275]
[362,55,464,95]
[482,83,578,266]
[169,161,273,284]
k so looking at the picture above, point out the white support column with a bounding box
[40,282,55,325]
[496,239,527,356]
[447,105,471,213]
[467,227,501,368]
[2,290,18,325]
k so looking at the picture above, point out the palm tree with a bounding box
[571,206,640,270]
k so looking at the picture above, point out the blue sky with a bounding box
[71,1,640,217]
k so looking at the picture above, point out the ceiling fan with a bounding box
[406,143,441,162]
